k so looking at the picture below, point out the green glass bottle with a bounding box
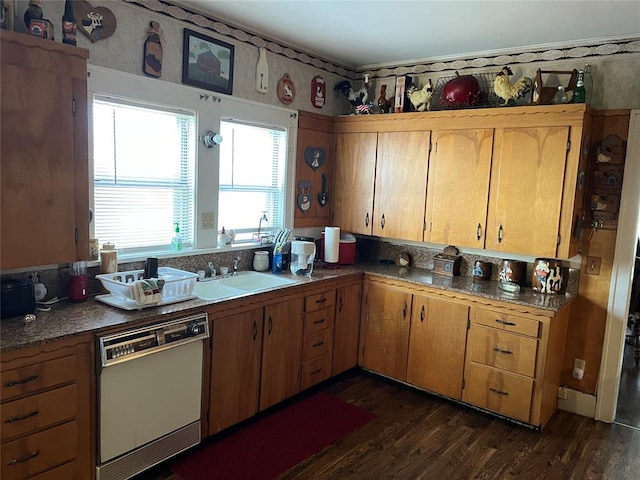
[572,71,586,104]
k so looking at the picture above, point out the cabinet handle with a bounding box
[315,297,327,304]
[489,387,510,396]
[402,301,407,318]
[313,318,325,325]
[7,450,40,466]
[420,305,425,322]
[252,320,258,341]
[268,315,273,335]
[365,212,369,227]
[492,347,514,355]
[312,341,324,348]
[381,214,385,229]
[495,319,516,326]
[4,410,39,424]
[310,369,322,375]
[498,224,504,243]
[338,296,344,313]
[477,223,482,241]
[4,375,39,388]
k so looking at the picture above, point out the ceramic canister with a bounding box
[532,258,564,293]
[472,260,492,280]
[499,259,524,285]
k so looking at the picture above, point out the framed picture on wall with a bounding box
[182,28,234,95]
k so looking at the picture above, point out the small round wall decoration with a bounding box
[278,73,296,104]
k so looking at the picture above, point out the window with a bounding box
[218,120,287,242]
[92,96,196,254]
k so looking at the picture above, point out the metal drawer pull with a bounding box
[313,318,325,324]
[7,450,40,466]
[365,212,369,227]
[252,320,258,341]
[476,223,482,241]
[310,369,322,375]
[493,347,514,355]
[381,214,386,229]
[420,305,425,322]
[489,387,510,396]
[4,375,39,387]
[498,224,504,243]
[315,298,327,304]
[268,315,273,335]
[338,296,343,313]
[312,341,324,348]
[4,410,39,423]
[402,301,407,318]
[495,319,516,326]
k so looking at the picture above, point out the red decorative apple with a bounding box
[443,72,481,107]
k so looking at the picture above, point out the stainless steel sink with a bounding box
[192,271,298,301]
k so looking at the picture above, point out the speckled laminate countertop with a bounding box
[0,262,574,353]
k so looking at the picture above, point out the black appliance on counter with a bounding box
[1,277,35,318]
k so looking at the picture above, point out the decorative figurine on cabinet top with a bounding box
[407,79,434,112]
[334,75,373,114]
[494,66,533,106]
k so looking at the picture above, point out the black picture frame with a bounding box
[182,28,234,95]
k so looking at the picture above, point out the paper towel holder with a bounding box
[322,226,342,269]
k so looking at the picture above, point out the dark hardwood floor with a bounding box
[615,333,640,428]
[140,370,640,480]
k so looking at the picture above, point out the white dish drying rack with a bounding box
[96,267,198,310]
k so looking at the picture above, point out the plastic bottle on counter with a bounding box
[100,242,118,274]
[172,223,183,252]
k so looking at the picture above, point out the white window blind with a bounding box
[92,96,196,254]
[218,120,287,241]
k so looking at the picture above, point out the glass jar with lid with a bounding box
[100,242,118,273]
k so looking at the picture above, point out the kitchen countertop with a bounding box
[0,262,574,353]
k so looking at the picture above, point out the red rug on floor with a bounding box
[172,392,375,480]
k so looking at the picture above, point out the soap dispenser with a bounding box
[171,223,183,251]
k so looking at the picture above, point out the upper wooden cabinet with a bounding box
[333,132,377,235]
[485,126,572,257]
[334,104,593,258]
[425,129,493,248]
[0,31,90,269]
[294,111,333,228]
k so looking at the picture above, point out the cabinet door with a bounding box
[425,129,493,248]
[209,309,263,433]
[260,298,304,410]
[332,283,362,375]
[333,133,377,235]
[486,127,570,257]
[360,283,411,381]
[1,33,89,269]
[373,131,430,241]
[406,296,469,400]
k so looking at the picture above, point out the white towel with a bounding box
[128,279,164,305]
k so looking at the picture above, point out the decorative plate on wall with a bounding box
[278,73,295,104]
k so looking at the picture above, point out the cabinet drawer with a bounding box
[302,330,333,362]
[469,326,538,377]
[303,307,335,335]
[471,308,540,338]
[1,355,77,402]
[1,420,77,480]
[1,385,77,442]
[463,363,533,423]
[305,291,336,313]
[29,460,77,480]
[301,354,332,390]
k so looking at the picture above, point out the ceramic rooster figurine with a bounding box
[334,76,373,114]
[407,79,434,112]
[494,66,533,106]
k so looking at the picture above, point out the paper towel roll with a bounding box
[324,227,340,263]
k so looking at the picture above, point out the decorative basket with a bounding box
[431,72,502,110]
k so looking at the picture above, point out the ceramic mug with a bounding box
[499,259,524,285]
[532,258,564,293]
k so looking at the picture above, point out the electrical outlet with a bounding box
[202,212,215,230]
[574,358,586,371]
[585,256,601,275]
[558,387,568,400]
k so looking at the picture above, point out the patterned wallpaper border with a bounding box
[125,0,639,80]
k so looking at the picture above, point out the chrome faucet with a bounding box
[232,256,240,275]
[207,261,216,278]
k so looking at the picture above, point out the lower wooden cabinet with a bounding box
[260,298,304,411]
[300,289,335,389]
[462,305,570,427]
[359,280,411,381]
[406,295,469,400]
[0,335,93,480]
[209,309,263,434]
[332,282,363,375]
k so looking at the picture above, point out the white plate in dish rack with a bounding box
[95,293,197,311]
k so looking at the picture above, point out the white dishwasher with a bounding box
[96,313,209,480]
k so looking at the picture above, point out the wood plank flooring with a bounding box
[138,370,640,480]
[615,336,640,427]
